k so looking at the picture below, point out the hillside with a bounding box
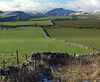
[0,26,96,66]
[0,11,3,14]
[0,11,32,21]
[44,8,76,16]
[30,16,70,21]
[45,20,100,49]
[1,9,100,21]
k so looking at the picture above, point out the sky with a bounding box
[0,0,100,12]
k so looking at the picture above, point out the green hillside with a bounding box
[0,26,96,67]
[53,19,100,28]
[45,26,100,49]
[30,16,70,21]
[0,20,52,26]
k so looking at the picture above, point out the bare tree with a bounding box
[0,16,3,25]
[9,16,13,26]
[0,16,2,21]
[34,23,38,27]
[16,16,20,21]
[70,14,78,20]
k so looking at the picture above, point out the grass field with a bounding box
[0,26,97,67]
[30,16,70,21]
[0,20,52,26]
[53,19,100,28]
[75,15,100,19]
[30,15,99,21]
[45,26,100,49]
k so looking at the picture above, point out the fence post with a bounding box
[34,59,36,71]
[16,50,19,66]
[25,53,27,60]
[74,53,76,58]
[3,60,5,69]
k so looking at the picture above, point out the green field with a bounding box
[75,15,100,19]
[0,20,52,26]
[0,26,97,67]
[30,16,70,21]
[30,15,99,21]
[44,26,100,49]
[53,19,100,28]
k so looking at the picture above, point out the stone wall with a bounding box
[40,27,100,52]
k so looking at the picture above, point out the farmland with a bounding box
[75,14,100,19]
[0,19,99,67]
[0,20,52,26]
[0,25,97,67]
[53,19,100,28]
[44,19,100,49]
[30,15,100,21]
[0,18,100,82]
[30,16,70,21]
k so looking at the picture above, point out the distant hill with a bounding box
[89,10,100,14]
[0,11,45,21]
[0,11,3,14]
[2,11,32,21]
[44,8,76,16]
[29,12,44,18]
[70,11,88,15]
[0,11,33,21]
[1,8,100,21]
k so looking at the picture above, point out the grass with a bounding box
[30,16,70,21]
[30,15,99,21]
[75,15,99,19]
[1,52,100,82]
[0,26,97,67]
[53,19,100,28]
[0,20,52,26]
[44,26,100,49]
[51,54,100,81]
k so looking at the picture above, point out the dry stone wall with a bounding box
[40,27,100,52]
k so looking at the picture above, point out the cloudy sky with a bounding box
[0,0,100,12]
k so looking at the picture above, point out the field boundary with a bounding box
[51,20,100,29]
[40,27,100,52]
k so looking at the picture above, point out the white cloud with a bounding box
[0,0,100,12]
[65,0,100,11]
[0,0,62,11]
[0,1,20,11]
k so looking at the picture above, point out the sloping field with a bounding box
[44,26,100,49]
[53,19,100,28]
[0,27,97,66]
[75,15,100,19]
[0,20,52,26]
[30,16,70,21]
[30,15,99,21]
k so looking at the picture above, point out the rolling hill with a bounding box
[0,11,3,14]
[0,11,32,21]
[44,8,76,16]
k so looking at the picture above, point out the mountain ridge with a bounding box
[44,8,76,16]
[0,8,100,21]
[0,11,3,14]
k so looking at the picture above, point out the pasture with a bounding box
[30,15,99,21]
[44,26,100,49]
[0,20,52,26]
[30,16,70,21]
[74,15,100,19]
[53,19,100,28]
[0,26,97,67]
